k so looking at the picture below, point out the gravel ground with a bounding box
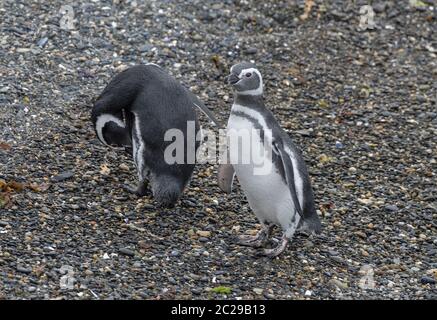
[0,0,436,300]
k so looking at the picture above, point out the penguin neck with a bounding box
[233,93,264,110]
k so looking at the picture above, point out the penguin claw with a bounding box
[236,225,274,248]
[236,235,264,248]
[238,234,260,242]
[261,236,289,258]
[236,232,269,248]
[262,247,283,258]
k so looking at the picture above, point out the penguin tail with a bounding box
[298,214,322,235]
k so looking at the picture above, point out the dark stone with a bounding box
[245,47,258,55]
[420,276,436,285]
[385,205,399,212]
[51,171,74,182]
[119,248,135,256]
[330,256,346,265]
[37,37,48,48]
[191,288,202,295]
[171,250,180,257]
[373,3,388,13]
[335,141,344,149]
[16,266,32,274]
[139,44,153,52]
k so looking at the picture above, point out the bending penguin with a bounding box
[218,62,321,257]
[91,64,221,207]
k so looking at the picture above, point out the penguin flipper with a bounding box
[185,90,223,128]
[217,164,235,194]
[273,141,304,219]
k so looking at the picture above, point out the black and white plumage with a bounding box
[219,62,321,257]
[91,64,220,207]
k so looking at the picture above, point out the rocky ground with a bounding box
[0,0,436,300]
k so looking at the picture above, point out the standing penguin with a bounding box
[218,62,321,257]
[92,64,220,207]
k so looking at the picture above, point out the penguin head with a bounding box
[150,173,186,208]
[227,62,263,96]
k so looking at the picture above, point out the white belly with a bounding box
[227,113,299,233]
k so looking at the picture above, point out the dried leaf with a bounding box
[0,142,11,151]
[7,181,24,192]
[300,0,315,21]
[100,164,111,175]
[28,183,40,192]
[211,54,221,68]
[318,154,332,164]
[0,192,11,209]
[27,182,50,192]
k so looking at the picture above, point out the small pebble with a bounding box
[51,171,74,182]
[119,248,135,257]
[420,276,436,285]
[171,250,180,257]
[37,37,48,48]
[385,205,399,212]
[16,266,32,274]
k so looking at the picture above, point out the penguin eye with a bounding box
[245,73,252,78]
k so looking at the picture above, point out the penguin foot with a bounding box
[262,236,289,258]
[236,226,273,248]
[237,234,266,248]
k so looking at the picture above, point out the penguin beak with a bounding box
[226,73,240,85]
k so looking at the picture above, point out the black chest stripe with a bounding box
[230,111,265,141]
[230,111,286,183]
